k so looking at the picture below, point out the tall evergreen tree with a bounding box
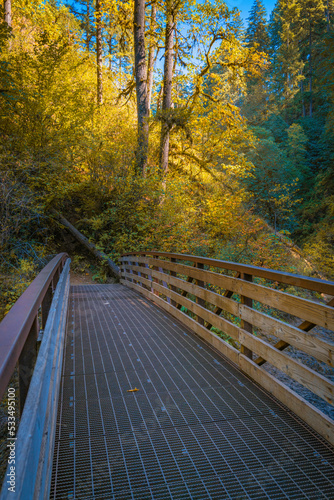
[325,0,334,30]
[298,0,327,116]
[242,0,270,124]
[270,0,304,111]
[245,0,269,51]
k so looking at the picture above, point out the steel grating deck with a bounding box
[50,284,334,499]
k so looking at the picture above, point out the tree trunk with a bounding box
[309,29,312,117]
[286,31,289,96]
[4,0,11,26]
[52,211,120,279]
[108,14,113,72]
[147,3,157,113]
[301,77,306,118]
[156,85,163,110]
[109,35,112,70]
[96,0,103,105]
[134,0,149,176]
[119,38,122,87]
[173,23,178,78]
[86,1,91,52]
[159,0,175,176]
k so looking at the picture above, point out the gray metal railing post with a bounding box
[41,283,53,330]
[19,316,39,414]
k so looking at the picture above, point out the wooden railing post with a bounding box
[240,273,253,359]
[158,264,170,304]
[145,262,152,290]
[176,262,196,310]
[123,257,133,282]
[138,261,146,289]
[152,255,159,295]
[170,258,177,307]
[133,260,140,284]
[19,316,39,414]
[196,262,205,326]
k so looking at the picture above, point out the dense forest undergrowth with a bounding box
[1,0,334,320]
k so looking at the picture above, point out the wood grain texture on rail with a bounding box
[241,305,334,367]
[121,251,334,295]
[121,256,334,330]
[239,329,334,406]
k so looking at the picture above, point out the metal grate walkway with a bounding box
[51,284,334,499]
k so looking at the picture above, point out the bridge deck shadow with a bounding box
[51,284,334,499]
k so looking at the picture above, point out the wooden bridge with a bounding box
[1,252,334,499]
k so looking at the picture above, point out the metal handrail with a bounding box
[0,252,69,408]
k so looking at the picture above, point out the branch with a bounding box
[170,149,234,193]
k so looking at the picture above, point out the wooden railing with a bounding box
[0,252,69,411]
[0,253,70,499]
[120,251,334,446]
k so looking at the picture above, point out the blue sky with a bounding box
[226,0,276,22]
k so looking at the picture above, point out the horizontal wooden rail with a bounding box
[122,251,334,295]
[123,256,334,330]
[121,252,334,446]
[0,252,69,411]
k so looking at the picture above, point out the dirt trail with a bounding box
[70,271,96,285]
